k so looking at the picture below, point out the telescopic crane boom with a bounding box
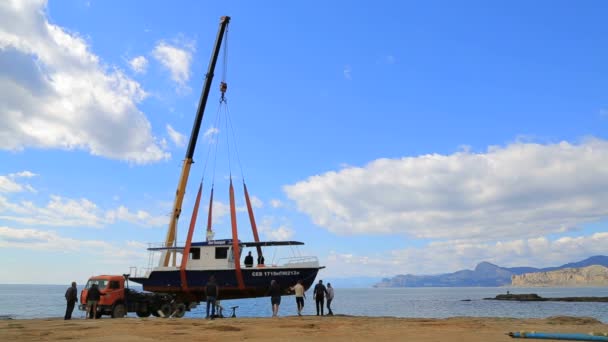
[160,16,231,267]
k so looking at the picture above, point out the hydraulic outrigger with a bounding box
[161,16,231,267]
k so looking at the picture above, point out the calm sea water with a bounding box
[1,285,607,322]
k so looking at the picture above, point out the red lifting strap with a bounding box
[229,179,245,289]
[206,186,214,241]
[180,182,203,291]
[243,183,262,259]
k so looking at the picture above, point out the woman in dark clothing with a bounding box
[267,279,281,317]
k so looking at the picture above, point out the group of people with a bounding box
[270,279,335,317]
[63,281,101,320]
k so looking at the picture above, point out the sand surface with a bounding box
[2,315,607,341]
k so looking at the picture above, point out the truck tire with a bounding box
[158,303,172,318]
[173,303,186,318]
[136,309,151,318]
[151,309,160,317]
[111,303,126,318]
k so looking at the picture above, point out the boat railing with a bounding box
[277,256,319,267]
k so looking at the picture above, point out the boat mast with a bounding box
[160,16,231,267]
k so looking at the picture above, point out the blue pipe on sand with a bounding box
[509,332,608,341]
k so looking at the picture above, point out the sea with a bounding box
[1,285,607,322]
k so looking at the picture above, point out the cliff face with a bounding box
[511,265,608,287]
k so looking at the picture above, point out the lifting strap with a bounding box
[206,186,215,241]
[180,182,203,291]
[243,182,262,259]
[229,178,245,289]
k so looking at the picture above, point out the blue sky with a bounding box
[1,0,608,284]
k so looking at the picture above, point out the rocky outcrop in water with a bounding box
[511,265,608,287]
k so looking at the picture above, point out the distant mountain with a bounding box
[512,265,608,287]
[374,255,608,288]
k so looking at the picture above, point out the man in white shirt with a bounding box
[290,280,306,316]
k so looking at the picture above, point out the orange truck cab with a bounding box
[79,274,182,318]
[79,275,128,318]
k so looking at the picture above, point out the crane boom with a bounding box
[161,16,231,267]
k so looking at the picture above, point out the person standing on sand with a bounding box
[64,282,78,320]
[205,275,219,319]
[267,279,281,317]
[313,279,328,316]
[290,280,306,316]
[326,283,334,316]
[86,283,101,319]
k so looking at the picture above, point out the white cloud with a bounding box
[128,55,148,74]
[250,196,263,209]
[343,65,352,80]
[324,232,608,278]
[152,40,194,88]
[258,216,294,241]
[0,226,147,260]
[203,127,219,143]
[285,138,608,241]
[0,170,38,193]
[166,124,186,147]
[0,191,167,228]
[0,194,105,227]
[0,0,169,164]
[105,205,167,227]
[270,199,283,208]
[9,171,37,178]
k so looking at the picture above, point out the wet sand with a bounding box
[1,315,606,341]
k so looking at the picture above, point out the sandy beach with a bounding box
[2,315,606,341]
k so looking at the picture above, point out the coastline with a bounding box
[2,316,607,342]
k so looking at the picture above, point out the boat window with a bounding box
[215,247,228,259]
[190,248,201,260]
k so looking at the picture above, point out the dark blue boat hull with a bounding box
[130,267,321,300]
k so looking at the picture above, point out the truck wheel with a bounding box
[136,309,151,318]
[173,303,186,318]
[151,309,160,317]
[158,303,172,318]
[111,303,126,318]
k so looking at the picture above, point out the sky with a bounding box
[1,0,608,284]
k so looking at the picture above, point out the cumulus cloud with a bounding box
[166,124,186,147]
[0,226,147,260]
[258,216,294,241]
[0,193,167,228]
[270,199,283,208]
[343,65,352,80]
[128,55,148,74]
[324,233,608,278]
[105,205,167,227]
[0,0,169,163]
[152,40,194,88]
[285,138,608,241]
[203,127,219,143]
[0,171,37,193]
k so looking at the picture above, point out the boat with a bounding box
[129,16,324,301]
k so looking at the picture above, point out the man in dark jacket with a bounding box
[86,283,101,319]
[313,279,328,316]
[205,275,219,319]
[64,282,78,320]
